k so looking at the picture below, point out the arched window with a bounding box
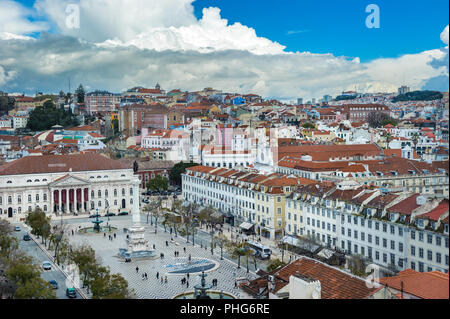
[36,194,39,202]
[91,201,95,209]
[17,195,21,204]
[122,188,125,196]
[43,194,47,201]
[18,207,21,214]
[28,195,32,203]
[44,205,47,212]
[91,190,95,198]
[98,190,102,198]
[8,196,12,204]
[0,197,2,204]
[114,200,117,206]
[105,190,108,198]
[114,189,117,197]
[130,188,133,196]
[98,201,102,207]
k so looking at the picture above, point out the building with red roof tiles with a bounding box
[240,257,383,299]
[379,269,449,299]
[0,154,136,221]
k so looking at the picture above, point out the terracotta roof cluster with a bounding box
[0,154,126,176]
[243,257,378,299]
[379,269,449,299]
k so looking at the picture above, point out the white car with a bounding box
[42,261,52,271]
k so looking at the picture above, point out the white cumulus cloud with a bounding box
[0,0,48,35]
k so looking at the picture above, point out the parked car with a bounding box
[118,211,129,216]
[42,261,52,271]
[66,288,77,298]
[104,212,116,217]
[23,234,31,241]
[14,226,21,231]
[89,214,101,218]
[48,280,58,289]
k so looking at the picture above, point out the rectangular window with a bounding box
[427,234,432,244]
[411,245,415,256]
[411,230,415,240]
[427,250,433,261]
[399,243,403,252]
[419,248,424,258]
[436,253,441,264]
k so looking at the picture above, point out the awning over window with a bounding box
[239,222,254,230]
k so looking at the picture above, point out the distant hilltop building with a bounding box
[398,86,411,95]
[297,98,303,105]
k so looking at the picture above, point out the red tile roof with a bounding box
[379,269,449,299]
[270,257,378,299]
[0,154,126,175]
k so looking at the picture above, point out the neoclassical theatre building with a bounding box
[0,154,136,221]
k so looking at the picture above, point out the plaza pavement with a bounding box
[63,216,258,299]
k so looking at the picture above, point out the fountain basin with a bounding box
[79,226,118,234]
[164,258,219,275]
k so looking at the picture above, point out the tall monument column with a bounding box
[119,176,155,260]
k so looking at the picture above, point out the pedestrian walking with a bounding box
[186,281,189,288]
[165,276,168,283]
[153,244,156,249]
[104,233,106,238]
[160,277,163,284]
[145,272,148,280]
[183,247,186,253]
[166,241,168,246]
[156,272,159,279]
[187,273,190,280]
[114,233,116,239]
[136,266,139,273]
[142,274,145,280]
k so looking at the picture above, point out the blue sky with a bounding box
[193,0,449,62]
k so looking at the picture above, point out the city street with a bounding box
[10,223,72,299]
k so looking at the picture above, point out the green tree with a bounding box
[5,252,56,299]
[227,241,246,269]
[146,175,169,192]
[75,84,85,104]
[70,244,99,289]
[89,265,132,299]
[347,255,368,277]
[0,220,18,259]
[169,162,199,186]
[302,122,315,129]
[0,96,14,115]
[266,258,287,272]
[25,208,51,245]
[26,100,78,131]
